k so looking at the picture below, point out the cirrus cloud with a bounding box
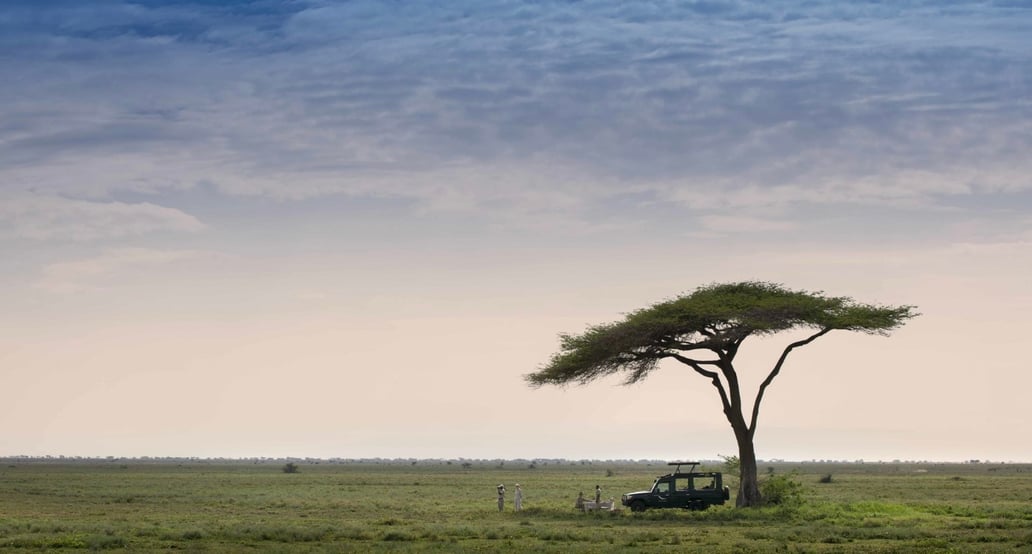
[0,194,205,241]
[35,247,212,294]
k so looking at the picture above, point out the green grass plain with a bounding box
[1,460,1031,552]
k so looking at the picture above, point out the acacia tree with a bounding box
[526,281,917,507]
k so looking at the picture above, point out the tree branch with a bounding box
[667,340,732,355]
[748,327,832,438]
[671,353,733,417]
[719,359,743,416]
[725,336,745,361]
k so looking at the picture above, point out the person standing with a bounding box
[595,484,601,506]
[496,484,505,512]
[514,483,523,512]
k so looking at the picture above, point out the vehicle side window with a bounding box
[654,481,671,494]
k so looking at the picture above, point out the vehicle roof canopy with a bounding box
[660,461,720,476]
[667,461,699,473]
[658,471,721,479]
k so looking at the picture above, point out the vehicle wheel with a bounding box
[630,500,646,512]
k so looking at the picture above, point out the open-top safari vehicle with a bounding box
[621,461,730,512]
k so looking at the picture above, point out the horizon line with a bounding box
[3,455,1028,465]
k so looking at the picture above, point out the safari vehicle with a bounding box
[621,461,730,512]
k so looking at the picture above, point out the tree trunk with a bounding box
[729,416,762,507]
[718,359,762,507]
[735,429,761,507]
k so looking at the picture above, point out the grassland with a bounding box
[1,459,1030,552]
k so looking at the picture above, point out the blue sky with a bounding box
[2,0,1031,461]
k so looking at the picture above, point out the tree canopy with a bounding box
[527,281,915,388]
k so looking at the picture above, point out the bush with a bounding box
[720,454,740,475]
[382,531,414,541]
[86,534,127,550]
[819,474,833,484]
[761,473,803,506]
[282,463,300,474]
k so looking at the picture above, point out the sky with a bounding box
[2,0,1031,463]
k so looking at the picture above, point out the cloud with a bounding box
[0,0,1029,226]
[0,194,205,241]
[698,214,797,234]
[35,247,211,294]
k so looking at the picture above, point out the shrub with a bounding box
[282,462,300,474]
[720,454,740,475]
[761,473,803,506]
[86,534,127,550]
[819,474,833,484]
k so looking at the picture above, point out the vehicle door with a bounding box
[651,478,674,507]
[669,476,693,508]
